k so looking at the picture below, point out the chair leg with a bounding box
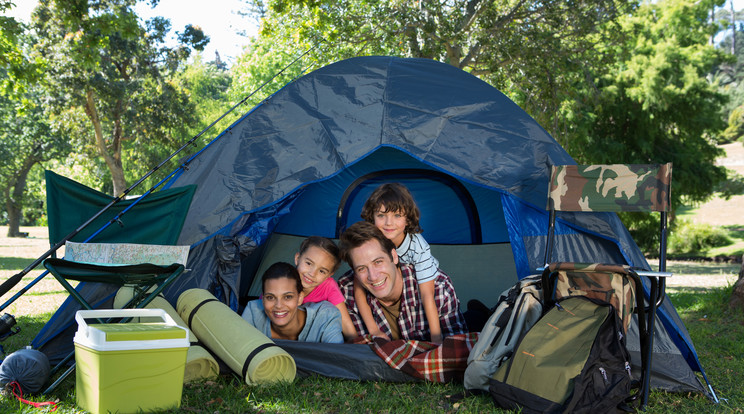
[43,359,76,395]
[639,277,660,409]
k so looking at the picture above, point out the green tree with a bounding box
[712,5,744,142]
[30,0,205,196]
[557,0,729,251]
[0,1,43,98]
[564,0,727,203]
[0,80,71,237]
[228,37,314,108]
[239,0,727,204]
[721,104,744,142]
[235,0,636,123]
[179,55,233,138]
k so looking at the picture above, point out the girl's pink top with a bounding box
[302,277,345,306]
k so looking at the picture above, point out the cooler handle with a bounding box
[75,308,179,336]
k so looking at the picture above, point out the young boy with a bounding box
[354,183,443,343]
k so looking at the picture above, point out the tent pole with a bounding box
[0,43,322,309]
[544,209,556,267]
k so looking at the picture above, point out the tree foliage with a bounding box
[0,79,71,236]
[239,0,728,207]
[239,0,636,127]
[30,0,203,196]
[0,1,43,98]
[553,0,729,252]
[178,55,233,139]
[712,4,744,144]
[561,0,728,207]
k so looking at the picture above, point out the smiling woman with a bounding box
[240,262,344,343]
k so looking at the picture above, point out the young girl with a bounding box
[294,236,357,341]
[354,183,443,343]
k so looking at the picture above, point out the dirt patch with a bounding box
[717,142,744,172]
[0,226,70,317]
[683,143,744,227]
[647,259,740,289]
[0,226,50,257]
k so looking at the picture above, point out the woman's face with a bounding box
[262,276,304,330]
[294,245,337,295]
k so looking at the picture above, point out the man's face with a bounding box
[349,238,402,306]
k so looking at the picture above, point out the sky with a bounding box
[6,0,257,66]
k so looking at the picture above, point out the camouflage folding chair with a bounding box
[541,163,673,409]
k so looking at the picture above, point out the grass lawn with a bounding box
[1,227,743,413]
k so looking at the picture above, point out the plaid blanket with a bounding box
[356,333,480,383]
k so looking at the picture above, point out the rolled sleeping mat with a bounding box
[114,286,197,343]
[184,345,220,382]
[116,287,216,383]
[176,288,296,384]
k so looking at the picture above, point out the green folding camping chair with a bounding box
[542,163,673,410]
[41,242,189,394]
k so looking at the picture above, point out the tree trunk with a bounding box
[5,152,39,238]
[729,254,744,310]
[5,195,23,238]
[85,88,127,197]
[711,4,717,45]
[731,0,736,56]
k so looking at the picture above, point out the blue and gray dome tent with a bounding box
[35,56,711,396]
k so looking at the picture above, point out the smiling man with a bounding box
[337,221,467,341]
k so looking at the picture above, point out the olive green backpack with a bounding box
[488,295,634,413]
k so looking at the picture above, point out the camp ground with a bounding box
[17,56,715,403]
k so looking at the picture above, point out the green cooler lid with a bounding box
[93,323,187,342]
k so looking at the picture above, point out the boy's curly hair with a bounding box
[360,183,422,234]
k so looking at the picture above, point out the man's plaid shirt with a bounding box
[338,263,467,341]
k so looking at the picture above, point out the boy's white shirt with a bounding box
[396,233,439,284]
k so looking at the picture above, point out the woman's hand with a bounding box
[370,330,391,341]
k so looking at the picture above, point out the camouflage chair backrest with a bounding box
[548,262,637,333]
[547,163,672,213]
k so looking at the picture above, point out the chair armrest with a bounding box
[635,270,673,278]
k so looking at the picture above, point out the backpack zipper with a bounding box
[599,367,609,385]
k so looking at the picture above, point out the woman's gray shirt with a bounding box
[240,300,344,343]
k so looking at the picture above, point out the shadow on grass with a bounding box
[667,286,721,296]
[667,285,735,313]
[722,224,744,236]
[0,256,41,271]
[664,261,740,275]
[0,313,51,355]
